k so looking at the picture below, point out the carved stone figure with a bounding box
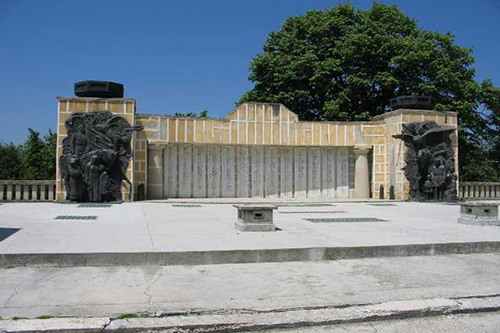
[393,121,458,201]
[60,111,142,202]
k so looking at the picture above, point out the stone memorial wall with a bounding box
[56,98,458,201]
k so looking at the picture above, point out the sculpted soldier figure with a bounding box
[393,121,457,201]
[60,111,143,202]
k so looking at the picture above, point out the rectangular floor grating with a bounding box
[305,217,387,223]
[54,215,98,220]
[277,204,335,207]
[78,204,112,208]
[279,211,345,214]
[367,203,397,206]
[172,204,202,208]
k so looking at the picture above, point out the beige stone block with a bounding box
[135,151,146,160]
[72,101,86,112]
[248,122,255,145]
[135,172,145,183]
[177,120,186,142]
[186,120,194,142]
[272,105,280,122]
[362,126,385,135]
[247,104,256,121]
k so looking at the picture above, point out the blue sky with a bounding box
[1,0,499,143]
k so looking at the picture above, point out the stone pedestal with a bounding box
[458,201,500,226]
[233,205,277,232]
[352,146,371,199]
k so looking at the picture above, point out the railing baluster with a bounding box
[40,185,46,201]
[23,185,29,201]
[48,184,54,201]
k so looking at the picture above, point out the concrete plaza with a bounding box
[0,200,500,256]
[0,201,500,331]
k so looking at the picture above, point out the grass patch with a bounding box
[12,316,26,321]
[36,315,54,320]
[117,313,142,319]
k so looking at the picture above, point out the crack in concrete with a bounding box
[140,204,156,251]
[3,280,23,308]
[142,271,164,306]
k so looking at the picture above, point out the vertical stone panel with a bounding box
[207,145,221,197]
[193,145,207,198]
[294,148,307,199]
[178,144,193,198]
[336,147,349,198]
[280,147,294,198]
[265,147,280,198]
[165,144,178,198]
[222,145,235,197]
[146,147,163,199]
[322,148,336,198]
[308,148,321,198]
[251,146,264,197]
[236,147,250,197]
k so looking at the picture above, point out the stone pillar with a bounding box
[147,145,164,200]
[352,145,371,199]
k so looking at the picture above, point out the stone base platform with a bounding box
[1,201,500,267]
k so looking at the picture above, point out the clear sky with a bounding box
[1,0,499,143]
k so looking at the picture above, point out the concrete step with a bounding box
[1,295,499,332]
[2,240,500,268]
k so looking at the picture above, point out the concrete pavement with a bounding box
[0,253,499,331]
[0,201,500,256]
[0,253,499,319]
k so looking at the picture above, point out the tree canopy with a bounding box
[239,2,500,181]
[0,129,56,180]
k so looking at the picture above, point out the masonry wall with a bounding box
[55,99,458,202]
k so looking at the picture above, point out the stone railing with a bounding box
[459,182,500,200]
[0,180,56,202]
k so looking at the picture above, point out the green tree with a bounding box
[174,110,209,118]
[239,3,500,180]
[0,142,22,179]
[20,129,56,180]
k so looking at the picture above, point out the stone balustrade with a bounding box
[0,180,56,202]
[459,182,500,200]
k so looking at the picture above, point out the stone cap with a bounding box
[460,201,500,207]
[233,204,278,210]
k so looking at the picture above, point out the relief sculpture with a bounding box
[60,111,143,202]
[393,121,458,201]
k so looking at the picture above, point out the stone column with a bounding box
[147,145,164,200]
[352,145,371,199]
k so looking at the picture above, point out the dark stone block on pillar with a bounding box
[74,81,124,98]
[390,96,433,110]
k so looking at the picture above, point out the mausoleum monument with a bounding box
[55,81,458,202]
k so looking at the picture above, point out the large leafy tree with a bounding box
[21,129,57,180]
[239,3,500,180]
[0,143,23,179]
[0,129,57,180]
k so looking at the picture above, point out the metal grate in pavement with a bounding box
[172,204,202,208]
[277,203,335,207]
[367,203,397,206]
[305,217,387,223]
[78,204,112,208]
[279,211,345,214]
[54,215,98,220]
